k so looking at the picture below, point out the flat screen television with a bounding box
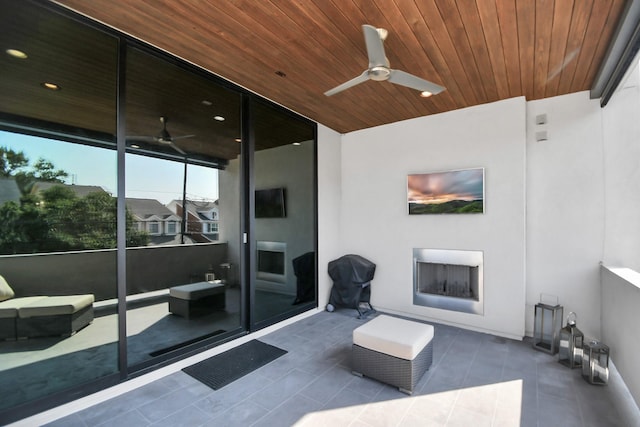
[255,187,286,218]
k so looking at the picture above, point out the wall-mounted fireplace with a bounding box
[413,248,483,315]
[257,241,286,283]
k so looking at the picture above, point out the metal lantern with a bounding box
[582,340,610,385]
[532,295,563,354]
[558,312,584,368]
[205,264,215,282]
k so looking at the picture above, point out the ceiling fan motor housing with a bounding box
[369,66,390,81]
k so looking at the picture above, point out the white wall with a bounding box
[525,92,605,338]
[317,124,343,306]
[601,266,640,412]
[335,97,527,339]
[601,61,640,272]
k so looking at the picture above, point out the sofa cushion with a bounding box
[0,296,47,318]
[18,295,95,318]
[0,275,15,302]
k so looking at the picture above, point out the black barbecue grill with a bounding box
[326,254,376,318]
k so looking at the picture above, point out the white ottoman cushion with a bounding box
[353,315,434,360]
[170,281,224,300]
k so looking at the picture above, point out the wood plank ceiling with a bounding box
[51,0,626,134]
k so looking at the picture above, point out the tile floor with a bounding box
[42,310,625,427]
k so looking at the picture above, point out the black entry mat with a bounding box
[149,330,225,357]
[182,340,287,390]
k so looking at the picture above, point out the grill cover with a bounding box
[327,254,376,309]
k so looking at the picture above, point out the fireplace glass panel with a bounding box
[416,262,479,301]
[258,250,285,275]
[412,248,484,315]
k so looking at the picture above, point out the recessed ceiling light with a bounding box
[292,142,301,146]
[201,100,212,106]
[234,138,241,143]
[6,49,27,59]
[213,115,225,121]
[41,82,61,91]
[131,144,140,149]
[420,91,432,98]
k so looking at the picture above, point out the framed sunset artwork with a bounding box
[407,168,484,215]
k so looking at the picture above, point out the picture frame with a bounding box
[407,168,484,215]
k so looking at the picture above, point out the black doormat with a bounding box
[182,340,287,390]
[149,330,226,357]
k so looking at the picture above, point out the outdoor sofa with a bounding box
[0,275,94,340]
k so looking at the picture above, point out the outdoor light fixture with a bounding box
[558,311,584,368]
[41,82,61,91]
[213,115,225,121]
[532,294,563,354]
[6,48,28,59]
[582,340,610,385]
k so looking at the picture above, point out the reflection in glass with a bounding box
[124,47,242,369]
[0,133,119,412]
[252,100,316,326]
[0,0,119,415]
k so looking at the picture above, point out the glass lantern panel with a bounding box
[533,303,562,353]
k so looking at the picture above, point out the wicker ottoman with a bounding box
[352,315,434,394]
[169,281,225,319]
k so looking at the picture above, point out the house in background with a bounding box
[166,199,219,242]
[0,177,21,205]
[34,182,109,198]
[125,198,183,245]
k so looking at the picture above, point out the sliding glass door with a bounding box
[250,100,317,329]
[0,0,316,421]
[0,0,120,416]
[124,46,243,369]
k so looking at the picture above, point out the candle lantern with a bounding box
[532,294,563,354]
[582,340,610,385]
[205,264,215,282]
[558,312,584,368]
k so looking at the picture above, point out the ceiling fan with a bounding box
[324,24,446,97]
[127,116,194,155]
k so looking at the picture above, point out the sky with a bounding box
[407,168,484,205]
[0,131,219,205]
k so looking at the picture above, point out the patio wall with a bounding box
[0,242,228,301]
[601,265,640,411]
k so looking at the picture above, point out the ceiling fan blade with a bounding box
[168,141,186,155]
[170,134,196,141]
[362,25,387,68]
[324,70,370,96]
[126,136,156,142]
[388,69,445,94]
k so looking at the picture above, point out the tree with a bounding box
[0,146,28,177]
[14,157,68,196]
[0,152,148,254]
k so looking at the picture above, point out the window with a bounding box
[166,221,177,234]
[148,221,160,234]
